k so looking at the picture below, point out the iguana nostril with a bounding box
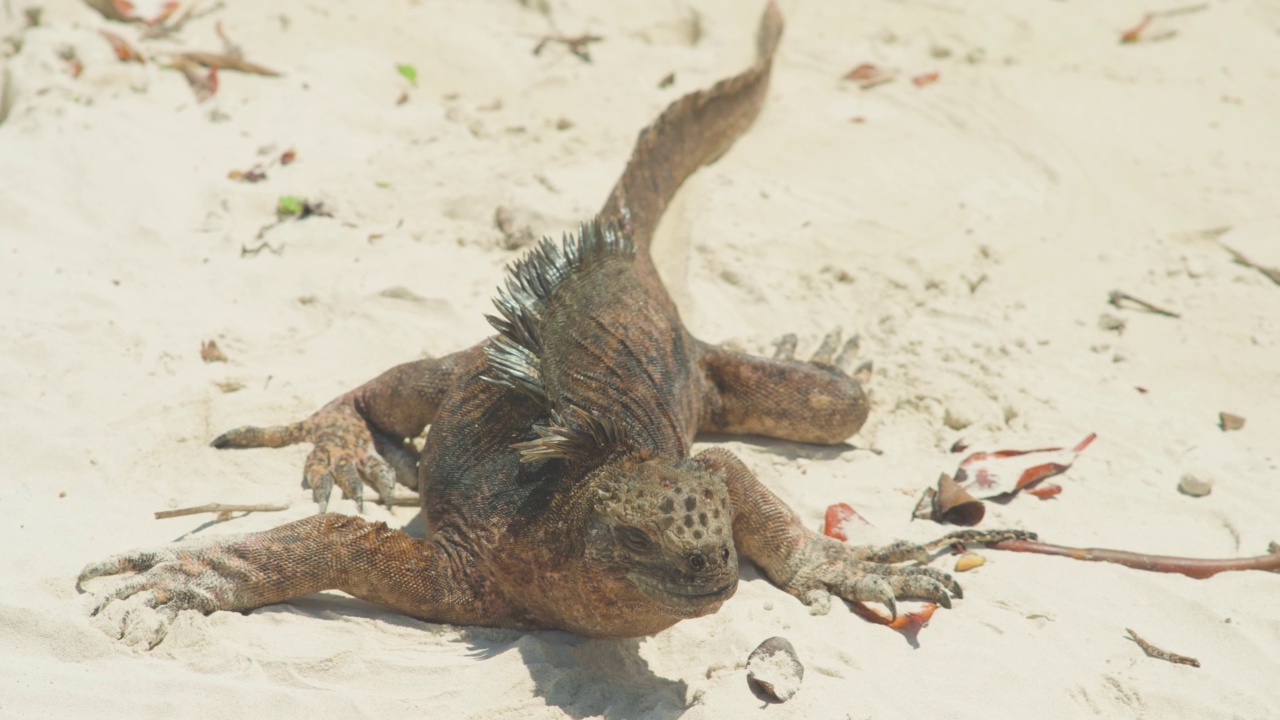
[689,553,707,572]
[720,547,731,563]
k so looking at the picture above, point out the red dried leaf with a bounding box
[823,502,870,541]
[280,148,297,165]
[1025,483,1062,499]
[100,30,144,63]
[911,72,939,88]
[146,1,179,27]
[844,63,879,81]
[1121,14,1153,44]
[851,601,937,641]
[954,433,1095,499]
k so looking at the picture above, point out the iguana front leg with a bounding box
[693,448,1029,618]
[78,514,498,648]
[213,344,486,510]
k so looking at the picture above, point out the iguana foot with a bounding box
[212,396,413,512]
[771,326,862,371]
[782,533,961,619]
[78,536,254,649]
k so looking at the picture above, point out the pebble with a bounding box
[1178,473,1213,497]
[747,636,804,702]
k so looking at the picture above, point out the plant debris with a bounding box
[1218,412,1245,431]
[911,71,939,88]
[746,636,804,703]
[916,435,1094,524]
[992,538,1280,579]
[820,502,870,541]
[200,339,228,363]
[100,30,144,62]
[533,32,603,63]
[396,63,418,84]
[155,501,289,522]
[1221,245,1280,286]
[850,601,937,644]
[954,552,986,572]
[842,63,895,89]
[83,0,226,40]
[228,147,298,183]
[58,46,83,78]
[1120,4,1207,44]
[1126,628,1201,668]
[1108,290,1180,318]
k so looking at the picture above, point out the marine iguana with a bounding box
[79,2,1030,648]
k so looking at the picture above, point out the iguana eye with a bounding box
[616,527,653,553]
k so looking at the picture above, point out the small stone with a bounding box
[1219,412,1245,431]
[747,636,804,702]
[955,552,986,572]
[1178,473,1213,497]
[1098,314,1126,333]
[943,407,973,431]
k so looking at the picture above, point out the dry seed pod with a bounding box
[935,473,985,526]
[747,636,804,702]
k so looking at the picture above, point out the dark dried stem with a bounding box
[1108,290,1180,318]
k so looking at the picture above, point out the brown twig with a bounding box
[1126,628,1201,667]
[155,502,289,520]
[170,51,280,76]
[992,539,1280,579]
[1221,245,1280,287]
[532,33,603,63]
[1108,289,1180,318]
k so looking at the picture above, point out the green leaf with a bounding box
[375,180,391,189]
[277,195,305,216]
[396,64,417,84]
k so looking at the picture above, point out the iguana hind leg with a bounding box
[213,344,486,511]
[78,513,499,649]
[696,336,869,445]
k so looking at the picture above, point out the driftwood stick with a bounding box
[155,502,289,520]
[992,539,1280,579]
[1126,628,1201,667]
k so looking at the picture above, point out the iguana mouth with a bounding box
[628,572,736,601]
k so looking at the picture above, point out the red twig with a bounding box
[993,539,1280,579]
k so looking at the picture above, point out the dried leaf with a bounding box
[954,433,1095,499]
[954,552,986,572]
[821,502,871,541]
[200,340,228,363]
[100,30,144,63]
[911,71,939,87]
[842,63,895,89]
[1025,483,1063,499]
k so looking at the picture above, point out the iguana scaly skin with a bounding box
[79,3,1031,648]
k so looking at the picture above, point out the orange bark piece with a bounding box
[822,502,869,541]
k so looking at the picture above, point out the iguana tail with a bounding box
[598,1,784,257]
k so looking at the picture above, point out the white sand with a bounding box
[2,1,1278,717]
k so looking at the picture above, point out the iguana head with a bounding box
[586,455,738,617]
